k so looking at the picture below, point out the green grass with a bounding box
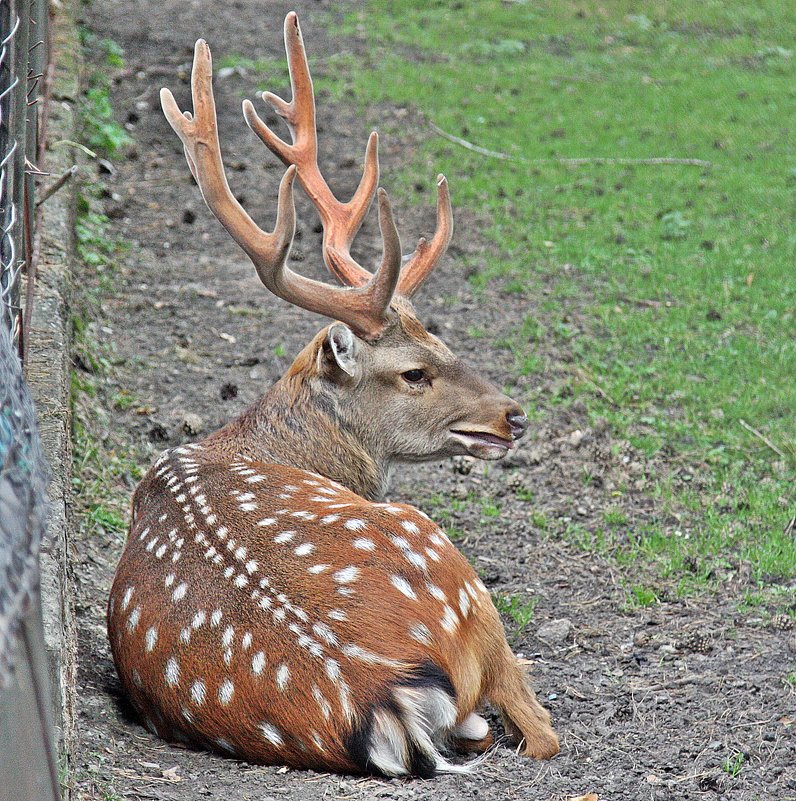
[78,31,132,156]
[72,36,143,543]
[328,1,795,594]
[493,593,538,637]
[722,751,746,779]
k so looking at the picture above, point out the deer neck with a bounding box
[202,374,390,501]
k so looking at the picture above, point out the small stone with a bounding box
[220,382,238,401]
[568,429,584,448]
[181,412,204,436]
[148,422,169,443]
[452,456,474,475]
[537,618,574,644]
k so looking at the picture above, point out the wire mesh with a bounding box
[1,0,48,349]
[0,315,49,689]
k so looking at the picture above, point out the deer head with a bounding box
[160,13,528,492]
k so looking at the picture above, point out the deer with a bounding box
[107,12,559,778]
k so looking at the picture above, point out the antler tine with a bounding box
[395,174,454,298]
[161,38,399,341]
[242,11,378,288]
[161,40,295,269]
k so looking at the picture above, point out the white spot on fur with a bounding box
[211,609,223,627]
[257,518,277,527]
[404,550,428,571]
[312,684,331,719]
[321,514,340,524]
[401,519,420,535]
[180,627,191,644]
[245,559,258,574]
[409,623,433,645]
[192,610,206,628]
[274,531,295,544]
[127,606,141,632]
[191,679,206,705]
[222,625,234,648]
[313,622,338,646]
[344,518,366,531]
[325,658,341,682]
[121,587,134,611]
[275,664,290,691]
[259,722,284,746]
[172,583,187,602]
[164,574,175,588]
[441,605,460,633]
[328,608,347,622]
[165,657,180,687]
[218,679,235,705]
[334,566,360,584]
[241,632,252,650]
[308,563,330,574]
[352,537,376,551]
[426,583,446,602]
[390,575,417,600]
[294,542,314,556]
[145,627,158,651]
[234,574,248,588]
[252,652,266,676]
[459,588,471,618]
[155,543,167,559]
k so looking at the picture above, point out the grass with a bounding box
[493,593,538,638]
[327,1,795,598]
[72,36,143,544]
[722,751,746,779]
[78,31,132,156]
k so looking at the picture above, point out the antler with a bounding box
[160,39,401,341]
[243,12,453,297]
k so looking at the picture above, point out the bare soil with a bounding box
[70,1,795,799]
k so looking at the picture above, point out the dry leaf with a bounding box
[162,765,181,782]
[567,794,598,801]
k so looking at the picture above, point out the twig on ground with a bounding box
[429,121,516,160]
[429,121,713,167]
[36,164,78,207]
[739,419,786,459]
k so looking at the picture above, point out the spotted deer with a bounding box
[107,13,559,777]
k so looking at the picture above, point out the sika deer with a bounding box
[108,13,559,777]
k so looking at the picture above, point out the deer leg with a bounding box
[487,654,559,759]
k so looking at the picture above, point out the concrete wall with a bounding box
[24,1,81,791]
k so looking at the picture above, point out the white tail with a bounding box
[108,13,559,777]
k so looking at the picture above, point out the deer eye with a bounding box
[401,369,426,384]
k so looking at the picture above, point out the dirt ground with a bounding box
[69,1,795,799]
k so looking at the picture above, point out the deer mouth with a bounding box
[450,429,515,458]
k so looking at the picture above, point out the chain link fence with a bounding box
[1,2,60,799]
[1,0,49,357]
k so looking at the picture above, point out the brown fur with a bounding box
[108,302,559,774]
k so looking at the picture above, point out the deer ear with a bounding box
[320,323,360,379]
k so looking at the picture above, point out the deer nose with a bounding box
[506,410,529,440]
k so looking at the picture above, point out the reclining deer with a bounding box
[108,12,559,777]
